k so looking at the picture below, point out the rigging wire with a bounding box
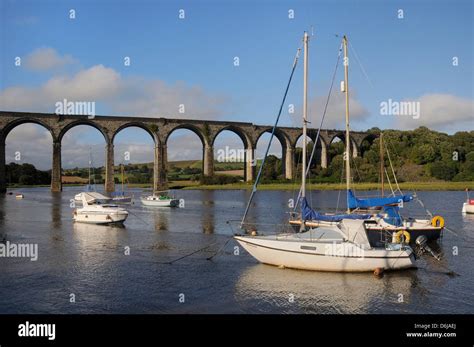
[348,40,374,90]
[240,46,302,228]
[385,140,403,195]
[334,156,345,213]
[384,167,395,196]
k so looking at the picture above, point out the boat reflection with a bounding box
[152,209,169,231]
[234,263,419,313]
[72,222,126,250]
[50,192,63,229]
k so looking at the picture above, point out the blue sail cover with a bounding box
[301,197,371,222]
[382,205,403,227]
[347,189,413,209]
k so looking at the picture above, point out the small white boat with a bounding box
[235,220,415,272]
[141,194,179,207]
[73,192,128,224]
[462,200,474,214]
[462,190,474,214]
[15,194,24,199]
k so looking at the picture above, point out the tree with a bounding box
[261,155,281,181]
[412,144,436,165]
[430,161,457,181]
[19,175,35,185]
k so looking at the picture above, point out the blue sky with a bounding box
[1,0,473,168]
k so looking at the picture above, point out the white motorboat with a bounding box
[141,194,179,207]
[236,33,416,273]
[73,192,128,224]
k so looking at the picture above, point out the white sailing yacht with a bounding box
[112,164,133,204]
[234,33,416,272]
[141,190,179,207]
[74,150,98,202]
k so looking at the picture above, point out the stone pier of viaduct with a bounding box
[0,111,375,193]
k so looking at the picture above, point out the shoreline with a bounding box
[181,181,474,191]
[5,181,474,191]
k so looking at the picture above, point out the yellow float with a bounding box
[431,215,445,228]
[394,230,411,244]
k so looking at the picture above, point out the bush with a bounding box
[199,175,240,185]
[430,161,457,181]
[19,175,35,185]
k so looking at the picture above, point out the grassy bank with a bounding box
[181,181,474,191]
[7,181,473,191]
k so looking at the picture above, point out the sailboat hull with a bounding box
[234,235,416,272]
[141,197,179,207]
[112,196,133,204]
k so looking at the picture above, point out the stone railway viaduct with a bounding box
[0,111,376,193]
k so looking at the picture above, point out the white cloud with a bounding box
[1,64,227,120]
[5,124,52,169]
[114,143,154,164]
[386,94,474,132]
[289,91,369,130]
[25,47,77,71]
[0,65,122,111]
[1,53,230,168]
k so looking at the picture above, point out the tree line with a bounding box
[5,127,474,185]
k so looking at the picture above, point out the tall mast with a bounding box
[343,35,351,213]
[121,164,124,193]
[88,149,91,187]
[380,132,384,196]
[302,31,309,199]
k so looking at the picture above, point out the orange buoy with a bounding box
[374,268,384,277]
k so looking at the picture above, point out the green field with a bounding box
[181,181,474,191]
[7,180,474,191]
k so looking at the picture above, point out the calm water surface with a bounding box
[0,187,473,314]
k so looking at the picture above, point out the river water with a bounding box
[0,187,473,314]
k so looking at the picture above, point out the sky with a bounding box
[0,0,473,169]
